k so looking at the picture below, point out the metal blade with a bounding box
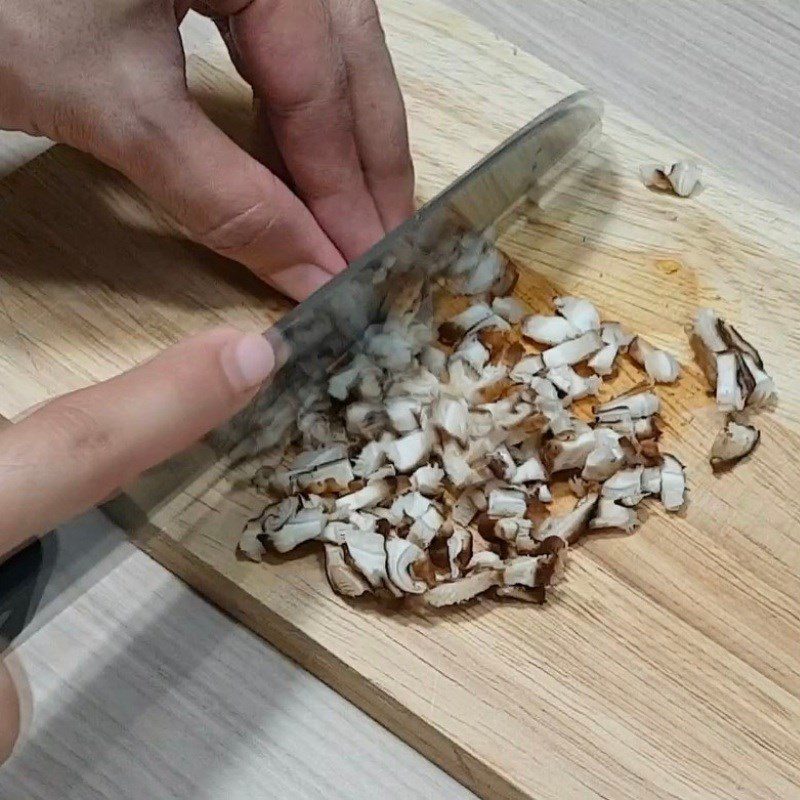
[222,90,602,459]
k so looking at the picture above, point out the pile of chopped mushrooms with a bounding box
[238,217,777,608]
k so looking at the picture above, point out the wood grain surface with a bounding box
[2,3,800,799]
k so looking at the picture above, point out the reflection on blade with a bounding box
[216,90,603,462]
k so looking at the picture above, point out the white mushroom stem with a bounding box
[511,454,547,484]
[488,488,527,518]
[660,454,687,511]
[629,337,681,384]
[266,508,328,553]
[588,343,618,376]
[432,396,469,442]
[492,296,527,324]
[595,391,660,423]
[554,296,601,333]
[385,430,432,473]
[510,355,545,384]
[411,464,445,495]
[424,570,500,607]
[542,331,603,369]
[600,467,645,503]
[537,493,599,546]
[333,480,391,518]
[716,351,744,412]
[521,315,579,345]
[589,498,640,533]
[546,428,597,472]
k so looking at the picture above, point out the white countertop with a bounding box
[2,4,799,798]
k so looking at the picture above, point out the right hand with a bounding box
[0,0,415,301]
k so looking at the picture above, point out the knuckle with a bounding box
[196,200,280,256]
[42,400,111,459]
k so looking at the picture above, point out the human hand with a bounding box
[0,328,276,559]
[0,0,414,301]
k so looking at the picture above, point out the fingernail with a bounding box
[223,334,276,392]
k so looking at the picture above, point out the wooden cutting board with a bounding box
[2,2,800,798]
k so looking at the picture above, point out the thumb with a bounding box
[103,97,347,301]
[0,327,276,553]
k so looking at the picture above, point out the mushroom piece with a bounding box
[238,515,267,562]
[432,396,469,442]
[352,440,388,478]
[542,331,603,369]
[411,464,445,496]
[295,458,355,492]
[333,480,392,518]
[423,570,501,607]
[595,391,660,423]
[488,444,517,481]
[545,428,597,473]
[262,507,327,553]
[600,466,645,504]
[589,498,640,533]
[536,493,599,546]
[641,466,662,495]
[629,337,681,384]
[640,160,701,197]
[408,505,445,549]
[324,543,371,597]
[741,354,777,409]
[385,538,427,594]
[344,529,393,593]
[521,315,580,345]
[511,454,547,484]
[537,484,553,503]
[450,338,490,372]
[601,322,635,348]
[503,554,562,588]
[710,419,760,470]
[582,429,625,481]
[492,295,527,324]
[510,355,545,384]
[385,396,422,433]
[420,345,447,377]
[588,343,619,376]
[488,488,528,518]
[466,551,503,572]
[660,454,687,511]
[546,365,602,400]
[554,296,601,333]
[715,350,745,412]
[446,527,473,579]
[385,430,433,473]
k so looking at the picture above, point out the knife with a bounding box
[223,89,603,461]
[0,90,602,648]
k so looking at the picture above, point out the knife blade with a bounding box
[223,90,602,461]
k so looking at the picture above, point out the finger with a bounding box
[328,0,415,230]
[0,328,276,551]
[224,0,386,261]
[102,95,346,299]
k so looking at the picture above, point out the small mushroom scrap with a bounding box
[710,419,760,470]
[640,160,702,197]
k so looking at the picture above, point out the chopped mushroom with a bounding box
[554,296,601,333]
[660,454,687,511]
[542,331,603,369]
[386,538,427,594]
[710,419,760,470]
[521,315,579,345]
[589,498,640,533]
[640,160,701,197]
[241,237,711,608]
[629,337,681,384]
[324,543,371,597]
[424,570,501,607]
